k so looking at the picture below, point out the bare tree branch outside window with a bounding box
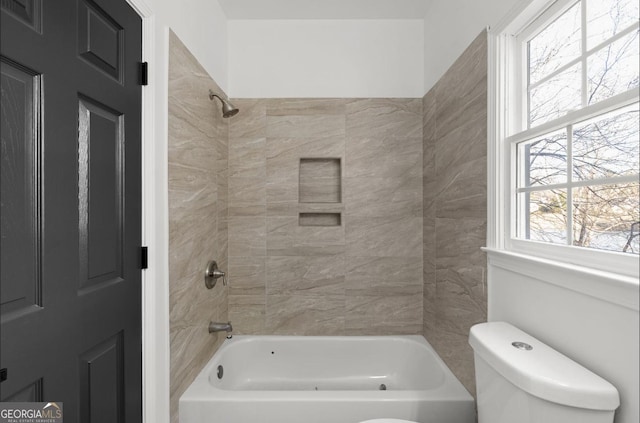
[519,0,639,254]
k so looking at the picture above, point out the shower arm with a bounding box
[208,89,239,118]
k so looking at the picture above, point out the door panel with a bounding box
[1,0,42,33]
[2,379,43,402]
[0,58,42,319]
[1,0,142,421]
[79,332,124,423]
[78,95,124,291]
[77,0,123,81]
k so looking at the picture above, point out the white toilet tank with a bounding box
[469,322,620,423]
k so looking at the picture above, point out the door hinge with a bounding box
[141,247,148,270]
[139,62,148,86]
[1,368,7,382]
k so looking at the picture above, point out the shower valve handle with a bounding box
[204,260,226,289]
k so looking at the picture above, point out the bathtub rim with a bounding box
[180,334,473,403]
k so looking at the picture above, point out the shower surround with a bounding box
[422,31,488,394]
[168,32,229,423]
[227,98,424,336]
[167,29,489,422]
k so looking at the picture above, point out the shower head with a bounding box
[209,90,239,118]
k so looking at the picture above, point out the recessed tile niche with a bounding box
[299,212,341,227]
[299,158,341,203]
[299,158,341,226]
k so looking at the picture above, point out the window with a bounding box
[516,0,639,255]
[490,0,639,276]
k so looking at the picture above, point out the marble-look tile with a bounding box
[266,256,345,296]
[299,158,342,203]
[435,269,486,337]
[229,99,266,139]
[344,294,422,335]
[170,272,224,329]
[167,107,213,151]
[217,166,229,213]
[267,137,345,179]
[267,216,345,256]
[435,157,487,220]
[216,219,229,268]
[167,71,222,134]
[266,115,346,138]
[267,137,345,212]
[229,295,266,334]
[266,98,346,116]
[168,225,196,284]
[266,182,299,216]
[229,257,265,295]
[344,177,422,218]
[299,179,342,204]
[434,96,487,175]
[228,176,266,217]
[345,137,422,178]
[346,98,422,139]
[423,211,437,333]
[266,295,345,335]
[229,137,266,179]
[169,209,216,284]
[168,31,229,423]
[267,137,345,203]
[423,326,477,396]
[169,323,222,423]
[435,32,487,138]
[298,212,342,227]
[226,94,441,339]
[168,161,216,218]
[346,216,422,258]
[436,79,486,145]
[423,178,438,221]
[434,217,486,337]
[299,157,341,178]
[170,324,225,386]
[229,217,266,257]
[168,143,217,171]
[422,89,437,179]
[167,90,218,146]
[435,217,486,268]
[420,30,488,392]
[344,257,422,296]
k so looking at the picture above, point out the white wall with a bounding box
[228,20,424,98]
[423,0,525,92]
[153,0,228,91]
[487,251,639,423]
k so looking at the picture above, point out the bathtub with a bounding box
[180,335,475,423]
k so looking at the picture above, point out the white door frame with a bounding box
[124,1,170,422]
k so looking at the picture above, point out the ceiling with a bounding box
[217,0,432,19]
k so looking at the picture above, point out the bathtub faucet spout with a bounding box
[209,321,233,338]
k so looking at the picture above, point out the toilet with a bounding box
[469,322,620,423]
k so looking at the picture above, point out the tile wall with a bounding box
[227,98,424,336]
[166,30,487,416]
[422,30,488,395]
[168,31,229,423]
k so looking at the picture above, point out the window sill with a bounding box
[483,248,639,311]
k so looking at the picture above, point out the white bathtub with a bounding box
[180,335,475,423]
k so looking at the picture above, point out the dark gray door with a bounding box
[1,0,142,421]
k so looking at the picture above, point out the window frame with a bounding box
[488,0,640,279]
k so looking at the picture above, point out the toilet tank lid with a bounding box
[469,322,620,411]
